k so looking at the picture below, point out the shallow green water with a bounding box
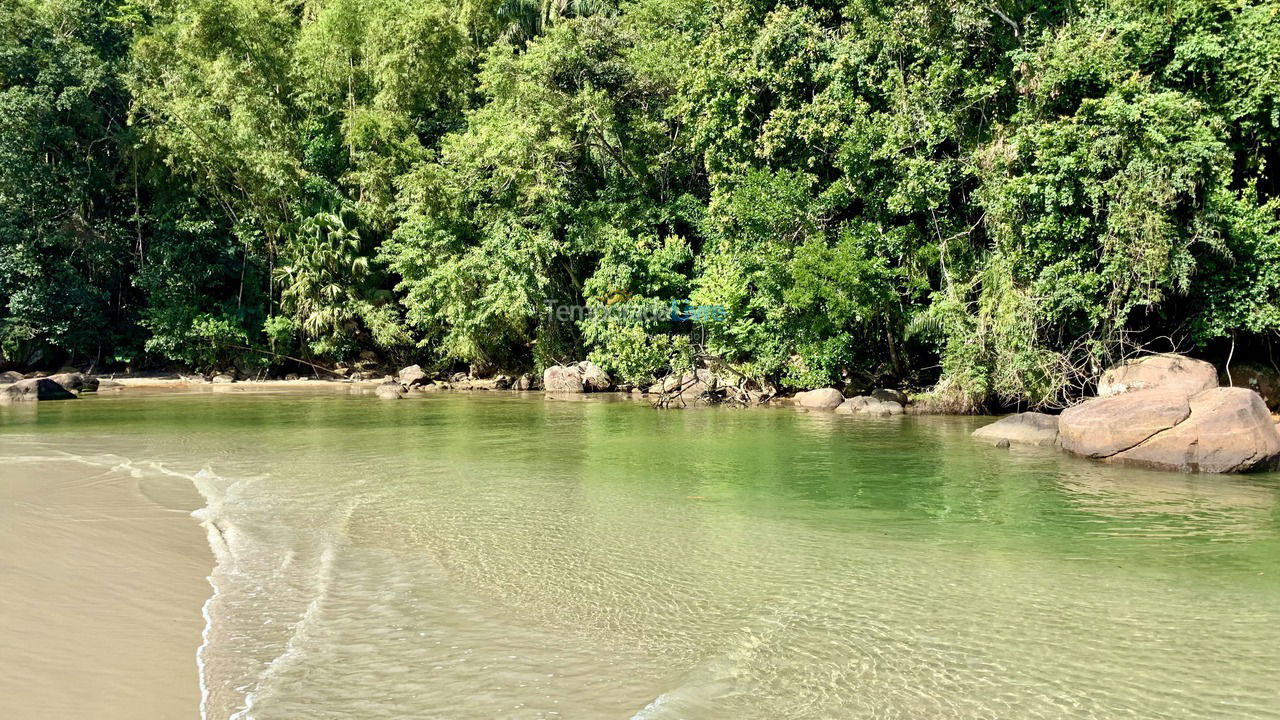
[4,387,1280,719]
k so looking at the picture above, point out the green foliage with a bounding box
[5,0,1280,407]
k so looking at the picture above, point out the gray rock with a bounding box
[375,382,403,400]
[836,396,903,416]
[48,372,98,393]
[212,373,236,384]
[0,370,23,384]
[514,373,533,391]
[1,377,77,403]
[972,412,1059,447]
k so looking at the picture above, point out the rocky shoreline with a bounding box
[6,353,1280,475]
[970,355,1280,474]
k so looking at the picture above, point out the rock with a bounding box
[972,412,1059,447]
[543,365,585,393]
[375,382,403,400]
[514,373,533,391]
[492,374,513,390]
[1058,389,1191,458]
[871,388,909,406]
[796,388,846,410]
[0,370,22,384]
[869,400,904,416]
[48,372,97,393]
[1110,387,1280,473]
[1225,363,1280,411]
[631,388,644,397]
[577,361,611,391]
[0,378,77,403]
[648,376,678,394]
[284,373,300,381]
[418,382,444,392]
[212,373,236,384]
[836,396,903,416]
[398,364,428,387]
[1097,354,1217,398]
[451,372,469,383]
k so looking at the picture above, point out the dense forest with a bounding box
[4,0,1280,408]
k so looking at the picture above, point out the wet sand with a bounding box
[0,454,209,719]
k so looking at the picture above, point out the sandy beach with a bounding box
[0,450,209,719]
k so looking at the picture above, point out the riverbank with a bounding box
[0,443,209,720]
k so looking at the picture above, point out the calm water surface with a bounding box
[3,387,1280,719]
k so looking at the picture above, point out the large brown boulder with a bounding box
[972,412,1059,447]
[0,370,22,384]
[1110,387,1280,473]
[1097,354,1217,398]
[1058,389,1191,458]
[796,388,846,410]
[543,365,585,393]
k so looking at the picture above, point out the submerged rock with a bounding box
[796,388,846,410]
[1110,387,1280,473]
[971,412,1059,447]
[375,382,403,400]
[1097,354,1217,398]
